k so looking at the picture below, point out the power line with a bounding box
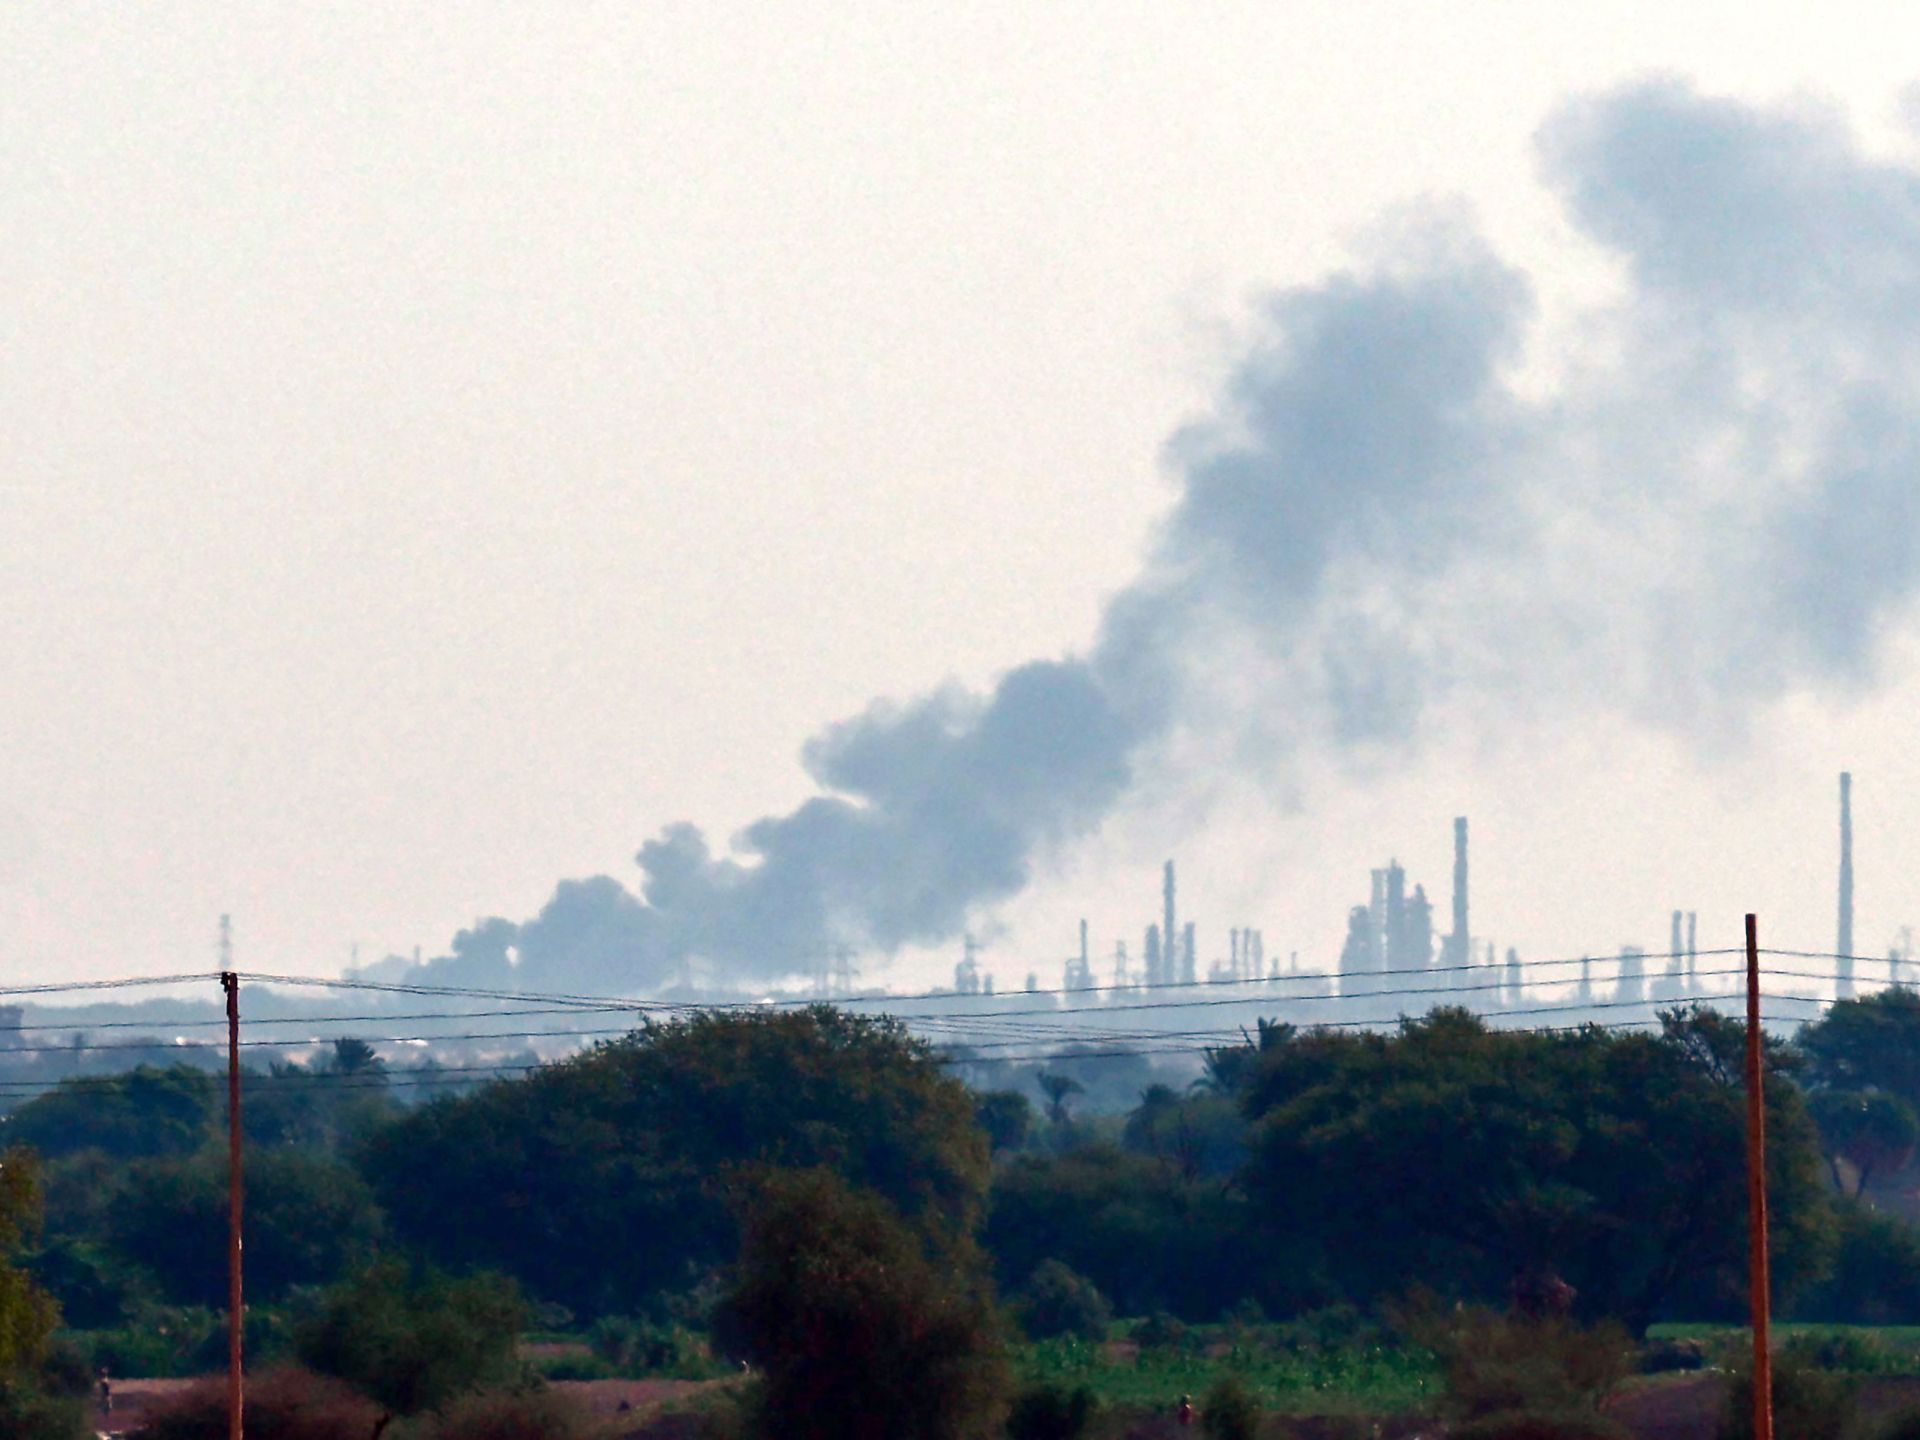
[230,946,1748,1015]
[0,965,1840,1063]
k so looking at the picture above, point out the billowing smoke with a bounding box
[399,78,1920,994]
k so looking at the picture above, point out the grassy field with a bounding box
[1014,1328,1440,1414]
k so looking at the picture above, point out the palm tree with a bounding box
[1037,1072,1084,1126]
[330,1037,387,1078]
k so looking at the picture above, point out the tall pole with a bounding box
[222,971,244,1440]
[1745,915,1773,1440]
[1838,773,1855,1000]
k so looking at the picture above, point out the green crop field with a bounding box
[1014,1330,1440,1415]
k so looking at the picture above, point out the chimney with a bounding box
[1839,772,1856,1000]
[1669,911,1684,975]
[1686,912,1698,985]
[1182,922,1197,985]
[1162,860,1177,989]
[1446,817,1470,969]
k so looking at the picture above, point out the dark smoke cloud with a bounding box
[396,78,1920,995]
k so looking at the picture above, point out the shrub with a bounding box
[127,1366,383,1440]
[1015,1263,1112,1342]
[586,1314,713,1376]
[1781,1328,1898,1374]
[1199,1375,1260,1440]
[1715,1355,1854,1440]
[0,1383,86,1440]
[589,1314,647,1369]
[1006,1382,1096,1440]
[1134,1312,1187,1351]
[1274,1303,1374,1354]
[716,1167,1009,1440]
[1402,1302,1629,1422]
[422,1386,592,1440]
[292,1262,526,1413]
[1880,1410,1920,1440]
[79,1303,223,1377]
[1793,1204,1920,1324]
[1637,1338,1706,1374]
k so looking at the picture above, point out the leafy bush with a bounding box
[1715,1355,1854,1440]
[292,1262,526,1413]
[1275,1304,1373,1353]
[1199,1375,1260,1440]
[1402,1302,1629,1423]
[1793,1204,1920,1324]
[716,1167,1009,1440]
[1005,1382,1096,1440]
[1134,1312,1188,1351]
[588,1314,647,1369]
[421,1386,593,1440]
[1879,1409,1920,1440]
[76,1303,223,1377]
[584,1314,715,1376]
[1015,1263,1111,1342]
[1781,1328,1898,1374]
[127,1366,383,1440]
[1637,1338,1706,1374]
[0,1383,86,1440]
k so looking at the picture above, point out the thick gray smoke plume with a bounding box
[398,78,1920,994]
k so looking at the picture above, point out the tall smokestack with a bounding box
[1446,816,1470,972]
[1686,912,1697,986]
[1839,771,1856,1000]
[1162,860,1177,990]
[1670,910,1683,971]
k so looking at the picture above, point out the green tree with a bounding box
[1240,1006,1832,1330]
[4,1067,217,1160]
[1807,1089,1919,1196]
[973,1091,1032,1155]
[715,1168,1008,1440]
[1121,1087,1245,1180]
[1801,987,1920,1106]
[1036,1074,1083,1127]
[0,1150,58,1375]
[325,1038,385,1079]
[1013,1260,1111,1341]
[103,1148,382,1307]
[292,1262,526,1414]
[985,1145,1296,1319]
[363,1007,990,1316]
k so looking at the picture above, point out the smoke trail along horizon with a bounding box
[390,77,1920,993]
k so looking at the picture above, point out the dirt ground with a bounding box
[94,1377,197,1436]
[93,1376,716,1438]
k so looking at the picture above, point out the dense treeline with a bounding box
[1,995,1920,1432]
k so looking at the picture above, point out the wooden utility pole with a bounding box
[222,971,245,1440]
[1745,914,1773,1440]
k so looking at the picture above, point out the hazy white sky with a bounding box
[8,4,1920,987]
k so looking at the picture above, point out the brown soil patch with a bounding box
[1602,1374,1725,1440]
[94,1377,199,1436]
[553,1377,717,1417]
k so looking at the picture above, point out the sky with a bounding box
[8,4,1920,991]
